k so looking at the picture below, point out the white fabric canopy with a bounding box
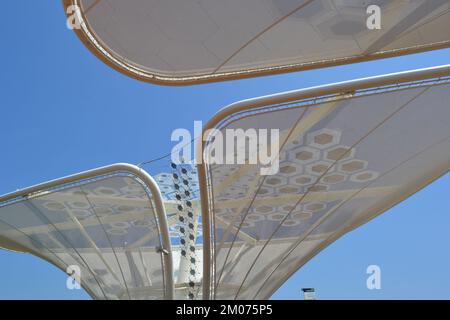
[65,0,450,84]
[0,164,173,300]
[199,66,450,299]
[1,67,450,300]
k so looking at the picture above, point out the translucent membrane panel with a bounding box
[66,0,450,84]
[0,174,167,300]
[204,81,450,299]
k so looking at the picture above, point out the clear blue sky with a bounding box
[0,2,449,299]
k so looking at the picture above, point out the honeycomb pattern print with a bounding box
[211,128,380,233]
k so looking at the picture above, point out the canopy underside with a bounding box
[65,0,450,84]
[0,167,172,300]
[201,75,450,299]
